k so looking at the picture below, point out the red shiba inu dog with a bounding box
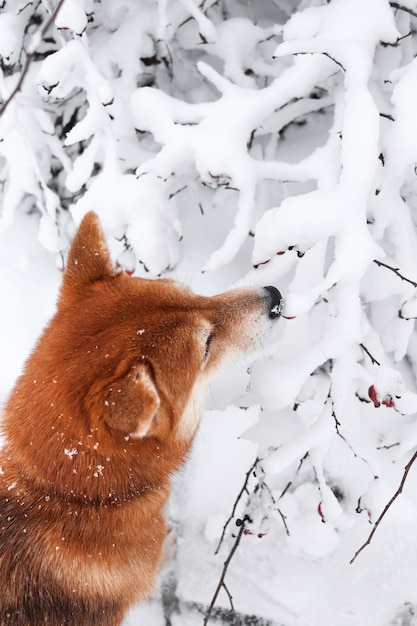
[0,212,282,625]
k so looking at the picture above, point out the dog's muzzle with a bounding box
[263,286,283,319]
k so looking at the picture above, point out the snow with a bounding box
[3,0,417,624]
[261,400,334,475]
[54,0,88,35]
[0,13,20,60]
[0,210,60,403]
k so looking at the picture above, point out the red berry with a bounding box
[368,385,381,407]
[115,261,134,276]
[382,397,395,408]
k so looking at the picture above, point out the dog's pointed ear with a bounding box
[61,212,116,300]
[104,364,161,439]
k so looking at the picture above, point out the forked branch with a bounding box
[203,518,247,626]
[359,343,381,367]
[215,456,259,554]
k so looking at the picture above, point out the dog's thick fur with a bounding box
[0,212,281,625]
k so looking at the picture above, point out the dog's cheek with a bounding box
[103,364,161,438]
[175,375,208,441]
[212,318,260,365]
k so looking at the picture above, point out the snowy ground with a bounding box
[2,211,417,626]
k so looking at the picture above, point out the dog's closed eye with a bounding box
[203,332,214,361]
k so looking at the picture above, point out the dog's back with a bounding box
[0,212,281,625]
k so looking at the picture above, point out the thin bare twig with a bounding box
[214,457,259,554]
[258,479,290,536]
[332,406,378,476]
[322,52,346,72]
[373,260,417,288]
[277,508,290,536]
[350,449,417,564]
[380,30,413,48]
[204,518,246,626]
[359,343,381,366]
[0,0,67,117]
[291,51,346,73]
[279,453,308,499]
[380,112,395,121]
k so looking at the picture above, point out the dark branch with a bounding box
[333,405,378,473]
[359,343,381,366]
[350,449,417,563]
[373,259,417,288]
[214,456,259,554]
[380,30,413,48]
[204,519,246,626]
[322,52,346,72]
[279,453,308,499]
[277,508,290,536]
[291,51,346,73]
[380,112,395,122]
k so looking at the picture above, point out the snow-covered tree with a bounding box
[3,0,417,623]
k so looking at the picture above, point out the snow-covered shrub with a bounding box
[3,0,417,621]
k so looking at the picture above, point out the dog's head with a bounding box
[56,212,282,444]
[4,212,281,497]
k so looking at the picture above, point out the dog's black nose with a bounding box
[264,286,283,319]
